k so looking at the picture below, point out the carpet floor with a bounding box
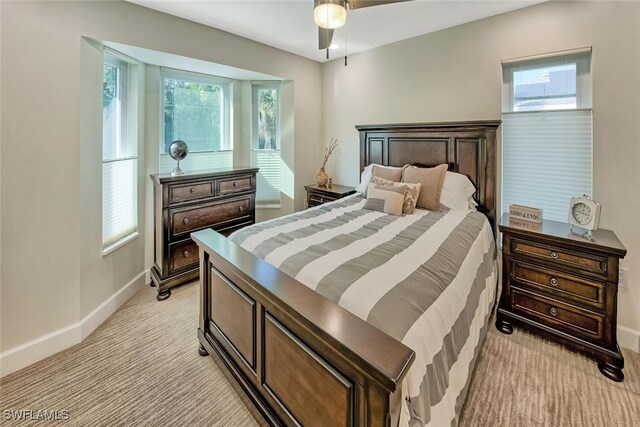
[1,281,639,426]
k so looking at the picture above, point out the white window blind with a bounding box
[103,159,138,247]
[502,110,593,221]
[251,150,281,205]
[252,83,281,207]
[103,51,138,252]
[501,48,592,222]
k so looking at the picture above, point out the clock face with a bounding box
[572,202,592,225]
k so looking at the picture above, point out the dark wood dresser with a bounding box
[305,183,356,208]
[150,167,258,301]
[496,213,627,381]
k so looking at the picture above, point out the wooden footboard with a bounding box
[192,229,415,427]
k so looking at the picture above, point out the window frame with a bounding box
[251,82,281,151]
[502,50,592,113]
[160,68,232,154]
[102,49,139,254]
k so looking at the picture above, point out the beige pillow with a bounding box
[371,164,407,182]
[364,183,406,216]
[402,164,448,211]
[371,176,421,214]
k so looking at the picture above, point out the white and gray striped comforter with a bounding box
[230,195,497,427]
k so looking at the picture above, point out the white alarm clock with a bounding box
[568,194,601,237]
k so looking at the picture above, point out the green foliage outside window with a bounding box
[163,78,223,153]
[257,88,278,150]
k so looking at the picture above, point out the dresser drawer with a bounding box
[511,238,607,276]
[168,180,215,204]
[511,289,604,343]
[170,197,252,238]
[308,193,337,207]
[168,239,199,273]
[218,176,253,195]
[511,261,606,311]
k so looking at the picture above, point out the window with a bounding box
[160,69,232,173]
[103,51,138,252]
[251,83,281,207]
[501,49,592,222]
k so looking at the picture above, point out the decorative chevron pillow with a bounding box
[402,164,448,211]
[364,182,406,216]
[370,176,421,214]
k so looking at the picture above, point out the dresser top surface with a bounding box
[150,166,259,184]
[498,213,626,257]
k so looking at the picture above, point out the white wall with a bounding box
[0,0,323,373]
[322,1,640,349]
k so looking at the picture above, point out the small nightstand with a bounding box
[496,213,627,381]
[305,184,356,208]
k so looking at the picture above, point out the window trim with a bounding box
[160,67,232,153]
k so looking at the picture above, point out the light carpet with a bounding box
[1,282,638,426]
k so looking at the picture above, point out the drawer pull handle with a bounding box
[183,250,190,258]
[550,251,559,259]
[238,206,244,212]
[233,182,237,187]
[550,277,559,286]
[183,218,190,225]
[550,307,558,317]
[320,198,324,203]
[190,187,196,194]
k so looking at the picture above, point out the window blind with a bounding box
[502,110,592,221]
[103,158,138,248]
[159,150,232,174]
[251,149,281,206]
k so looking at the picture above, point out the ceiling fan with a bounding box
[315,0,413,52]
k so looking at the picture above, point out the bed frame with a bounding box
[192,121,500,426]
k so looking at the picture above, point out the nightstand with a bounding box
[305,184,356,208]
[496,213,627,381]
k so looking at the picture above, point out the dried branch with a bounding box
[321,138,339,169]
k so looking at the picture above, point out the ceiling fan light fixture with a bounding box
[314,0,347,29]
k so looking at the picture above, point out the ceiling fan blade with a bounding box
[347,0,412,10]
[318,27,334,50]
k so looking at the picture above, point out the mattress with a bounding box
[230,195,498,427]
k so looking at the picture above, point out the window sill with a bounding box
[257,204,282,210]
[102,232,140,256]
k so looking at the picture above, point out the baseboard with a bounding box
[618,325,640,353]
[0,270,147,378]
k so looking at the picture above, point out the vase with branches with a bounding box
[316,138,338,186]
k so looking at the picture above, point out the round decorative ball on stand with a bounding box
[169,140,189,176]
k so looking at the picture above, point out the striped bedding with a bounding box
[230,195,497,427]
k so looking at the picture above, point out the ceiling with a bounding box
[129,0,544,63]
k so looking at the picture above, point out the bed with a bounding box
[192,121,501,427]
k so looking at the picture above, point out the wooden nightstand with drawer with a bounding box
[305,184,356,208]
[496,213,627,381]
[150,166,258,301]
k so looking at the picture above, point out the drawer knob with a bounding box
[550,277,559,286]
[238,206,244,212]
[183,218,190,225]
[550,307,558,317]
[190,187,196,194]
[550,251,559,259]
[320,198,324,203]
[183,250,190,258]
[233,182,237,187]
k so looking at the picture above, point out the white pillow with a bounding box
[440,172,477,211]
[355,164,405,194]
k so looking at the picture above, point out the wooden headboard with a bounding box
[357,120,501,229]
